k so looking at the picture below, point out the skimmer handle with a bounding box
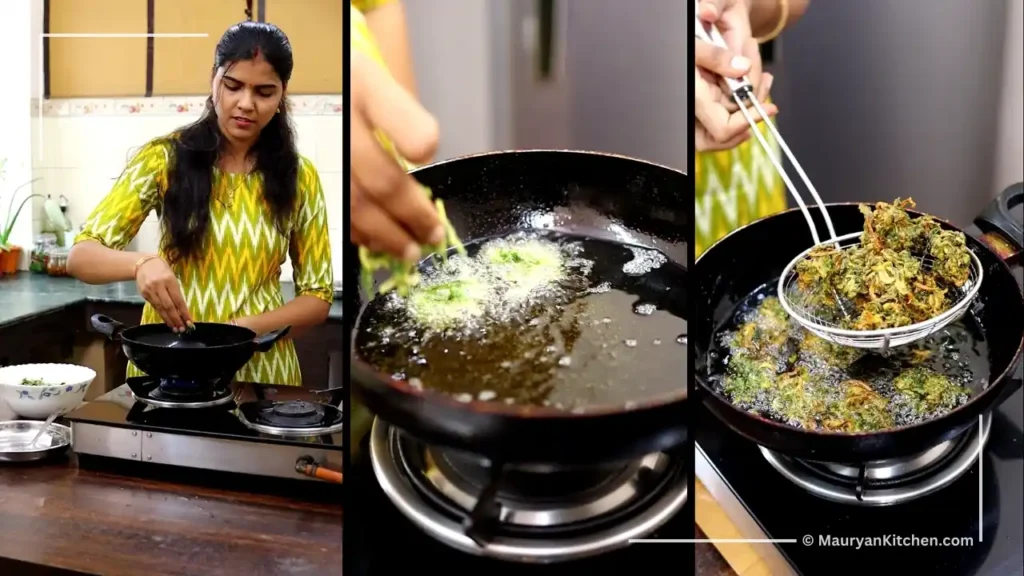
[693,4,838,246]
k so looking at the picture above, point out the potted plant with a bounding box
[0,158,43,274]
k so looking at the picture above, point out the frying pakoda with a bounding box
[794,198,973,330]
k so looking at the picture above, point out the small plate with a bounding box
[0,420,72,463]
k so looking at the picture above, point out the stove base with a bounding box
[71,421,342,483]
[75,453,342,503]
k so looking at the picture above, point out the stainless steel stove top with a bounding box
[696,382,1024,576]
[368,418,688,563]
[64,382,343,484]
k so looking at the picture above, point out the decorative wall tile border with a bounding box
[31,94,343,117]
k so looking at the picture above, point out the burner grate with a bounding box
[126,376,234,409]
[393,427,679,541]
[430,447,638,504]
[258,400,327,428]
[760,413,992,506]
[369,419,689,563]
[237,400,343,437]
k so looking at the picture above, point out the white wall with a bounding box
[0,0,36,263]
[994,0,1024,194]
[29,95,344,280]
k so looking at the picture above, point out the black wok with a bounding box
[694,183,1024,462]
[350,150,688,465]
[91,314,290,382]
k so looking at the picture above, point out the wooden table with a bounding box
[0,455,342,576]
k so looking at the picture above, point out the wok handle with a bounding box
[975,182,1023,266]
[90,314,126,341]
[314,386,346,407]
[253,325,291,352]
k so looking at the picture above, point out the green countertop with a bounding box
[0,272,343,329]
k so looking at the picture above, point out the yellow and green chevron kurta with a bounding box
[352,0,408,168]
[350,0,403,449]
[75,140,334,386]
[695,111,786,258]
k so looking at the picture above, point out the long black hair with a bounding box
[157,21,298,264]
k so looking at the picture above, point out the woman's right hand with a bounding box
[350,51,445,263]
[695,0,777,152]
[135,257,193,332]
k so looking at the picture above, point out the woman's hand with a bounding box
[698,0,764,90]
[695,0,777,151]
[350,51,445,263]
[135,257,193,332]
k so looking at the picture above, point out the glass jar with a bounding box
[46,248,69,277]
[30,234,57,273]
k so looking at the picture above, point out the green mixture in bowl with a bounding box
[19,378,57,387]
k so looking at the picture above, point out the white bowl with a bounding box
[0,363,96,419]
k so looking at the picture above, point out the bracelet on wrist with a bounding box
[133,255,161,279]
[757,0,789,44]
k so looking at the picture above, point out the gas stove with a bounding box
[695,375,1024,576]
[64,380,344,486]
[349,418,693,574]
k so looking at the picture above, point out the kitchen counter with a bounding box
[0,273,343,329]
[695,478,769,576]
[0,454,342,576]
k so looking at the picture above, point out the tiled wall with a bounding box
[29,94,344,281]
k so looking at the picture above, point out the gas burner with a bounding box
[370,419,688,563]
[419,447,666,528]
[237,400,343,438]
[760,412,992,506]
[126,376,235,409]
[125,403,244,429]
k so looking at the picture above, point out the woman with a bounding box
[694,0,809,257]
[67,21,333,386]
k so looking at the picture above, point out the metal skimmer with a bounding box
[693,8,983,353]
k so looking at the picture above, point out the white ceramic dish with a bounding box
[0,363,96,419]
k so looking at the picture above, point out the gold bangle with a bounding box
[133,254,160,279]
[756,0,790,44]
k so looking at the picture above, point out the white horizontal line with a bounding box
[629,539,798,544]
[43,33,208,38]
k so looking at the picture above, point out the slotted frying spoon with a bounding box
[693,8,983,353]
